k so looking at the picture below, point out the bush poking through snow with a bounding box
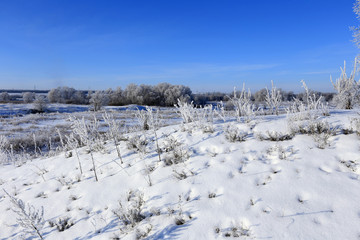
[313,132,332,149]
[265,80,282,115]
[126,134,148,155]
[113,190,146,233]
[230,85,256,123]
[175,99,196,124]
[256,130,294,141]
[224,124,249,142]
[331,59,360,109]
[4,189,45,239]
[163,144,190,166]
[103,111,125,164]
[70,116,101,181]
[49,217,74,232]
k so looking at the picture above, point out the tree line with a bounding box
[0,82,336,110]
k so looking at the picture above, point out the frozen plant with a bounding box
[89,90,109,111]
[135,224,153,240]
[113,190,145,233]
[145,106,162,162]
[301,80,323,111]
[126,134,148,157]
[214,101,227,122]
[265,80,282,115]
[224,124,249,142]
[135,108,150,131]
[70,116,100,181]
[65,133,83,175]
[103,111,124,164]
[175,99,196,124]
[33,95,48,112]
[4,189,45,239]
[0,135,9,164]
[331,59,360,109]
[162,138,190,166]
[49,217,74,232]
[313,132,331,149]
[256,130,294,141]
[230,84,256,123]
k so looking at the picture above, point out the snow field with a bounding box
[0,110,359,239]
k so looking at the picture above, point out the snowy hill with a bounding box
[0,110,359,239]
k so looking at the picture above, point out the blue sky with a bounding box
[0,0,358,93]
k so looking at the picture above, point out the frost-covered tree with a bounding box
[352,0,360,47]
[33,95,48,112]
[331,59,360,109]
[22,92,35,103]
[0,92,10,102]
[89,91,109,111]
[48,86,87,104]
[254,88,267,103]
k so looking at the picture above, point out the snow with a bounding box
[0,110,359,239]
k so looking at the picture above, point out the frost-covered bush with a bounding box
[0,92,10,102]
[265,80,282,115]
[350,117,360,135]
[313,132,332,149]
[162,136,190,166]
[70,116,102,181]
[126,134,148,155]
[4,190,45,239]
[224,124,249,142]
[33,95,48,112]
[49,217,74,232]
[0,135,9,164]
[331,59,360,109]
[103,111,124,164]
[113,190,145,233]
[175,99,197,124]
[256,130,294,141]
[230,85,256,123]
[287,80,329,122]
[22,92,35,103]
[90,91,109,111]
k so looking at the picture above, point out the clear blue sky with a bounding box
[0,0,358,93]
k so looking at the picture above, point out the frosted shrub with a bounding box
[0,135,9,164]
[350,117,360,135]
[145,106,162,162]
[162,137,190,166]
[49,217,74,232]
[214,101,226,122]
[70,116,101,181]
[287,81,329,123]
[4,190,45,239]
[65,133,83,174]
[113,190,145,233]
[175,99,196,124]
[103,111,124,164]
[135,108,150,131]
[162,135,181,153]
[313,132,331,149]
[126,134,148,155]
[331,59,360,109]
[224,124,249,142]
[257,130,294,141]
[230,85,256,123]
[265,80,282,115]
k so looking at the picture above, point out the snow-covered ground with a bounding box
[0,109,359,239]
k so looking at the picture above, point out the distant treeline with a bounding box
[0,82,335,106]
